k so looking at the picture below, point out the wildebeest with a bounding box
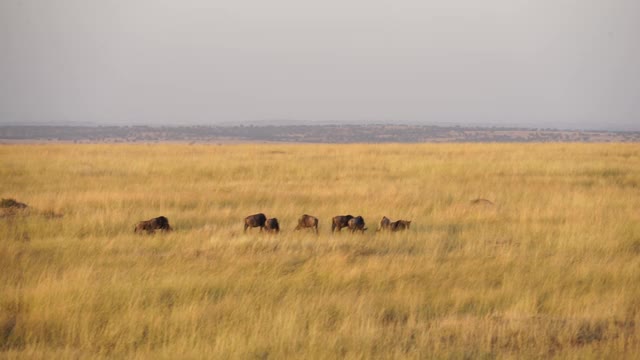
[244,213,267,232]
[295,214,319,234]
[134,216,172,234]
[332,215,354,233]
[390,220,411,232]
[347,216,367,233]
[0,198,29,218]
[0,198,28,209]
[264,218,280,233]
[470,198,494,206]
[377,216,392,232]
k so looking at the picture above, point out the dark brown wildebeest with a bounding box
[1,198,28,209]
[0,198,29,218]
[470,198,494,206]
[295,214,319,234]
[390,220,412,232]
[244,213,267,232]
[332,215,354,233]
[377,216,392,232]
[134,216,172,234]
[264,218,280,233]
[347,216,367,233]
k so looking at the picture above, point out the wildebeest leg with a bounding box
[244,223,249,233]
[315,225,319,235]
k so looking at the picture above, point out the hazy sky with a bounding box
[1,1,638,129]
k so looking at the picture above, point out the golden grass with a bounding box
[1,143,639,358]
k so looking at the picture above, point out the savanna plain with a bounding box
[1,143,639,359]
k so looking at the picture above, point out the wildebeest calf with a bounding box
[332,215,354,233]
[377,216,392,232]
[134,216,172,234]
[390,220,411,232]
[295,214,319,234]
[264,218,280,233]
[347,216,367,233]
[244,213,267,232]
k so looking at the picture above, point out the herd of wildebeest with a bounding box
[3,197,412,236]
[4,197,498,237]
[133,213,412,235]
[132,199,495,234]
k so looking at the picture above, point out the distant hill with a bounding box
[1,124,638,143]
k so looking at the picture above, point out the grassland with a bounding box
[1,143,639,359]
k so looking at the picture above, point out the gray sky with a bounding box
[1,1,638,130]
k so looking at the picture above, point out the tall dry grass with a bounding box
[1,143,639,358]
